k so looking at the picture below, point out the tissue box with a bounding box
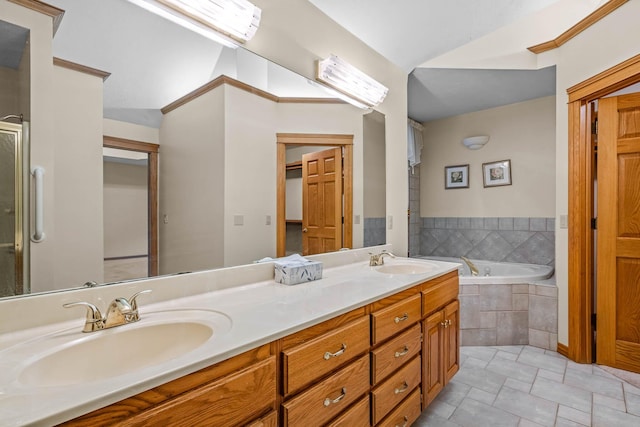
[274,260,323,285]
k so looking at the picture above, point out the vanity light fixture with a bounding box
[126,0,261,48]
[316,55,389,109]
[462,135,489,150]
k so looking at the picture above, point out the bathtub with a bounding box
[418,256,554,284]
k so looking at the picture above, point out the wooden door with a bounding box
[302,147,343,255]
[597,93,640,372]
[422,310,444,407]
[444,300,460,383]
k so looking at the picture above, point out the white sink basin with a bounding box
[373,259,438,275]
[12,309,231,388]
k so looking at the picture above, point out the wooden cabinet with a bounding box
[282,315,370,396]
[63,270,459,427]
[60,344,276,427]
[421,272,460,407]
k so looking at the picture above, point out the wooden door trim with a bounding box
[567,54,640,363]
[276,133,353,257]
[103,136,160,276]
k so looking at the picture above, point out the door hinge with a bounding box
[591,313,597,330]
[420,332,423,343]
[342,216,344,224]
[591,218,597,230]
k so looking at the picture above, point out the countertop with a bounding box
[0,248,459,426]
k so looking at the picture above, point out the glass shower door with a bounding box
[0,123,23,297]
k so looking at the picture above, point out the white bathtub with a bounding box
[419,256,554,284]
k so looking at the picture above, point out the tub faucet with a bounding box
[63,290,151,332]
[369,250,396,266]
[460,256,479,276]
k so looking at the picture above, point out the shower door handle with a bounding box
[31,167,46,242]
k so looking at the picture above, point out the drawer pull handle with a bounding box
[323,387,347,407]
[394,345,410,358]
[394,381,409,394]
[394,313,409,324]
[324,343,347,360]
[395,415,409,427]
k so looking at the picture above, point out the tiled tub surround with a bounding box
[421,217,555,266]
[460,281,558,350]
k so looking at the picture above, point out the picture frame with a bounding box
[482,159,512,187]
[444,164,469,189]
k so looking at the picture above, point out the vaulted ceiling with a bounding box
[5,0,610,125]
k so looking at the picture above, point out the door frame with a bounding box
[103,135,159,277]
[567,53,640,363]
[276,133,353,257]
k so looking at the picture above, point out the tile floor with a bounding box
[414,345,640,427]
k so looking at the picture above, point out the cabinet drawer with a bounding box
[282,316,370,395]
[371,356,421,425]
[371,294,421,345]
[325,396,370,427]
[122,357,276,427]
[422,273,459,316]
[246,410,277,427]
[282,354,370,427]
[376,388,421,427]
[371,323,421,385]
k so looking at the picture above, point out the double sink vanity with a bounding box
[0,246,460,426]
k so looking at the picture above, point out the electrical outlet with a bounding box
[234,215,244,226]
[266,215,271,225]
[354,215,360,225]
[388,215,393,230]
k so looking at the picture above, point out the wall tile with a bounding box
[530,217,547,231]
[480,284,513,311]
[529,295,558,333]
[461,329,497,346]
[484,217,499,230]
[514,217,530,231]
[546,218,555,232]
[480,311,497,329]
[496,311,529,345]
[416,217,555,266]
[460,295,481,329]
[513,294,529,311]
[499,217,514,230]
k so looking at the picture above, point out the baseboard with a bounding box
[557,342,569,358]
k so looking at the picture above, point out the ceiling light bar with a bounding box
[126,0,261,48]
[316,55,389,109]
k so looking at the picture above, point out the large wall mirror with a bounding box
[0,0,386,300]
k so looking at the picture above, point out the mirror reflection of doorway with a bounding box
[102,137,159,282]
[277,133,353,257]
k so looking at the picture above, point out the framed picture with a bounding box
[483,159,512,187]
[444,164,469,189]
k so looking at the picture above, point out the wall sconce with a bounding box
[316,55,389,109]
[462,135,489,150]
[126,0,261,48]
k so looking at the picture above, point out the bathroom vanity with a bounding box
[0,248,460,426]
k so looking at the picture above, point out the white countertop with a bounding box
[0,247,459,426]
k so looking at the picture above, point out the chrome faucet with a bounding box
[63,290,151,332]
[460,256,479,276]
[369,250,396,266]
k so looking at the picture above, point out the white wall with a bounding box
[50,65,104,290]
[159,86,226,274]
[103,161,147,258]
[542,0,640,345]
[363,112,386,218]
[420,96,556,217]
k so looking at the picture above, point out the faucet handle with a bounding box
[128,289,152,312]
[63,301,104,332]
[128,290,152,322]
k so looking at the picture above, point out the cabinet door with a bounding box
[422,310,445,407]
[444,300,460,384]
